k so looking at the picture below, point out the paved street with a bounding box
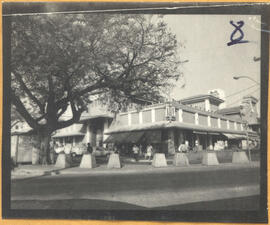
[11,163,260,210]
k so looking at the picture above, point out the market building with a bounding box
[104,95,258,155]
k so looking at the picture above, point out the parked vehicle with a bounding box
[93,147,113,157]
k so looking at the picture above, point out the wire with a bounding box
[226,84,258,98]
[226,88,260,107]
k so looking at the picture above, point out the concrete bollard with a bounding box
[232,151,249,164]
[80,153,96,168]
[55,153,70,168]
[152,153,167,167]
[202,152,219,166]
[173,153,189,166]
[107,153,121,169]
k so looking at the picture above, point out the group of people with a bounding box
[132,144,154,161]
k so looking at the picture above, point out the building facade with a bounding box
[104,98,253,155]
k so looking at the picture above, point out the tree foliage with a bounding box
[11,13,181,136]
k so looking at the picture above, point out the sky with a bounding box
[163,15,261,110]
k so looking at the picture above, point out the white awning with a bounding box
[223,133,246,139]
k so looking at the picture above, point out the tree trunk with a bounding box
[39,132,52,165]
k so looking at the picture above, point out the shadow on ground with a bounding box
[11,195,259,211]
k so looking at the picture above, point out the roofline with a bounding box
[179,94,224,104]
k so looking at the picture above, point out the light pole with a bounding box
[233,76,260,85]
[233,75,260,162]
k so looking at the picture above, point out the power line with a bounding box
[226,88,260,107]
[226,84,258,98]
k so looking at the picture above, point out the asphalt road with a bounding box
[11,165,260,210]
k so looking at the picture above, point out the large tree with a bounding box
[11,13,181,164]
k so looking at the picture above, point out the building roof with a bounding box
[179,94,224,104]
[216,106,241,115]
[79,113,114,122]
[105,121,246,135]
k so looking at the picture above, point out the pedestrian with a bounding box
[146,144,153,161]
[132,144,139,161]
[87,143,93,154]
[178,141,187,153]
[49,140,55,164]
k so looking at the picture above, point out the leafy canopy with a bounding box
[11,13,181,133]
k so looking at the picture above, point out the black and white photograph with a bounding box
[2,2,269,223]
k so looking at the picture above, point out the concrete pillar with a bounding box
[202,152,219,166]
[234,122,237,130]
[241,124,244,131]
[152,153,167,167]
[173,153,189,166]
[80,154,96,168]
[168,129,175,155]
[107,153,121,168]
[232,151,249,163]
[55,153,71,168]
[151,108,155,123]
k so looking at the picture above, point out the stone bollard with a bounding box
[173,153,189,166]
[107,153,121,169]
[80,153,96,168]
[55,153,70,168]
[232,151,249,164]
[202,151,219,166]
[152,153,167,167]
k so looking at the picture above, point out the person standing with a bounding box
[87,143,93,154]
[132,144,139,161]
[146,144,153,161]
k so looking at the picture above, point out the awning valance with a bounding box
[222,133,246,140]
[103,132,130,143]
[52,132,85,138]
[193,131,207,135]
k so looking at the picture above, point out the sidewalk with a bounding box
[11,161,260,180]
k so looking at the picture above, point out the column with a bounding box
[139,111,143,124]
[151,108,155,123]
[178,109,183,122]
[234,122,237,130]
[128,113,131,126]
[195,113,199,125]
[241,123,244,131]
[167,129,175,155]
[205,99,210,111]
[207,116,211,127]
[227,120,230,129]
[218,118,221,128]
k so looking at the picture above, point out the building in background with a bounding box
[216,95,260,134]
[104,95,253,155]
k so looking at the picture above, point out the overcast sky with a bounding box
[163,15,261,109]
